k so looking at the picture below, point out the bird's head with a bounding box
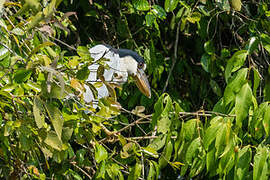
[118,49,151,98]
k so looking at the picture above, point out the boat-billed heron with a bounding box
[83,44,151,105]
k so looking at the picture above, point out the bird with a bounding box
[83,44,151,107]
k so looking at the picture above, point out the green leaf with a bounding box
[200,53,211,72]
[152,94,164,127]
[235,83,252,128]
[159,140,173,169]
[33,96,45,128]
[206,147,218,176]
[128,162,142,180]
[215,123,227,156]
[181,119,197,141]
[224,68,248,105]
[263,106,270,136]
[44,131,62,151]
[142,147,158,158]
[62,127,73,142]
[132,0,150,11]
[0,46,10,61]
[164,0,179,12]
[95,144,108,163]
[186,12,201,23]
[147,161,156,180]
[203,120,223,150]
[45,103,64,140]
[24,81,41,92]
[215,0,230,11]
[185,138,201,164]
[157,95,173,134]
[247,37,259,54]
[234,146,252,180]
[210,80,222,97]
[152,5,167,20]
[76,66,90,80]
[253,146,268,180]
[253,68,261,95]
[148,134,167,151]
[204,40,215,55]
[77,46,91,59]
[14,69,32,83]
[145,12,156,27]
[28,41,55,58]
[225,50,248,82]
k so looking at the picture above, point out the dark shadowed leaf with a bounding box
[14,69,32,83]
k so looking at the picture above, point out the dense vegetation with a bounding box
[1,0,270,179]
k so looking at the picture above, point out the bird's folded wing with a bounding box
[83,44,128,106]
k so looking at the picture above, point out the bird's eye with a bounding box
[138,62,144,69]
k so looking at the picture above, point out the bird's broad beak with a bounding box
[133,68,151,98]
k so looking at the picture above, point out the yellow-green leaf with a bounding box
[44,131,62,151]
[230,0,242,11]
[33,96,45,128]
[45,103,64,140]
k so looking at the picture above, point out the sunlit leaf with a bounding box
[28,42,55,57]
[230,0,242,11]
[152,5,167,20]
[33,96,45,128]
[235,83,252,128]
[186,12,201,23]
[164,0,178,12]
[225,50,248,82]
[253,146,268,180]
[247,37,259,54]
[185,138,201,164]
[224,68,248,105]
[132,0,150,11]
[11,28,24,36]
[45,103,64,140]
[95,144,108,163]
[44,131,62,151]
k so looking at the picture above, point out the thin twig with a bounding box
[70,162,92,179]
[162,20,181,93]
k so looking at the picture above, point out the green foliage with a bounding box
[1,0,270,179]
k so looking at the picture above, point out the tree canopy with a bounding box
[1,0,270,179]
